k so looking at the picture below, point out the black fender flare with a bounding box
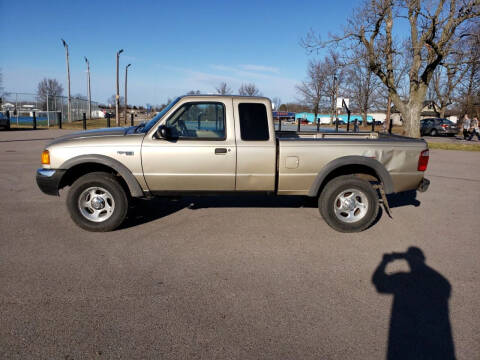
[308,155,394,197]
[60,154,145,197]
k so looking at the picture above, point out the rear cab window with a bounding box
[238,103,269,141]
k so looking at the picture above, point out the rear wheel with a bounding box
[67,172,128,232]
[430,129,437,136]
[319,175,379,233]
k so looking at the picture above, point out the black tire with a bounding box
[319,175,379,233]
[430,129,437,136]
[67,172,128,232]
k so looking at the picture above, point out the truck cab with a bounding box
[142,96,276,193]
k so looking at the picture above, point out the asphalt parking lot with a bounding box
[1,129,479,359]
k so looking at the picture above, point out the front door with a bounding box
[141,100,237,192]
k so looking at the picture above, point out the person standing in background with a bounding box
[462,114,471,140]
[468,116,479,141]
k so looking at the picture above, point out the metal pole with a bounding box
[46,93,50,127]
[116,49,124,126]
[371,118,375,132]
[85,57,91,119]
[57,111,62,129]
[62,39,71,123]
[33,111,37,130]
[15,93,18,126]
[130,113,134,126]
[124,63,131,125]
[332,74,337,125]
[83,113,86,130]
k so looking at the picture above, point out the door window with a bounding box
[165,102,225,139]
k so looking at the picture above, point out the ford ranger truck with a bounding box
[36,95,430,233]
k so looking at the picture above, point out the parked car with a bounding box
[36,95,430,233]
[420,118,458,136]
[0,112,10,130]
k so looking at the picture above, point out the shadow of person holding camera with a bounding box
[372,247,455,360]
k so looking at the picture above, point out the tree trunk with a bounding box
[439,107,446,119]
[402,99,423,138]
[386,95,391,133]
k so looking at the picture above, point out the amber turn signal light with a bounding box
[41,150,50,165]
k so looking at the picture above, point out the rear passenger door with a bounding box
[232,99,276,191]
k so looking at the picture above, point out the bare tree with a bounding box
[296,59,326,126]
[215,82,232,95]
[238,83,261,96]
[107,94,124,108]
[303,0,480,137]
[272,97,282,110]
[37,78,63,103]
[345,57,380,126]
[456,23,480,117]
[0,68,4,96]
[73,93,87,100]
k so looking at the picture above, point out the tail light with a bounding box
[441,124,448,129]
[418,149,429,171]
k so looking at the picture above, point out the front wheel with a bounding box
[319,175,379,233]
[67,172,128,232]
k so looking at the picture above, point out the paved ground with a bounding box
[0,129,479,359]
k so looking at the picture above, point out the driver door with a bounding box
[141,100,237,192]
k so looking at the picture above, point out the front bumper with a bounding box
[417,177,430,192]
[36,168,66,196]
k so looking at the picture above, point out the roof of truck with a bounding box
[180,94,271,101]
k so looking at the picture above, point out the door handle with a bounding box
[215,148,228,154]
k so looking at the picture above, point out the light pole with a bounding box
[84,57,91,119]
[124,63,131,124]
[333,73,338,125]
[61,39,71,123]
[115,49,124,126]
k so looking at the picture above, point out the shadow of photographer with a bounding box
[372,247,455,360]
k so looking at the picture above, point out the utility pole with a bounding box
[84,57,91,119]
[115,49,124,126]
[124,63,131,125]
[61,39,71,123]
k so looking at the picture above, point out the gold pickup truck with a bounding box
[36,95,430,232]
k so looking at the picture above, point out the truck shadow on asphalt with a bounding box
[122,191,421,229]
[372,247,455,360]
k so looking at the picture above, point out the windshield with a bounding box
[141,97,181,133]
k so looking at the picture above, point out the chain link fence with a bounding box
[1,92,101,127]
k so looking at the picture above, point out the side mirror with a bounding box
[156,125,170,139]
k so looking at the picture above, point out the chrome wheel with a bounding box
[78,186,115,222]
[333,188,369,223]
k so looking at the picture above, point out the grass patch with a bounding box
[428,141,480,152]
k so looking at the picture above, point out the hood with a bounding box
[47,127,128,146]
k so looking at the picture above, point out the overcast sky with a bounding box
[1,0,354,105]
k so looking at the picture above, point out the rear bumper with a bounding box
[417,177,430,192]
[36,168,66,196]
